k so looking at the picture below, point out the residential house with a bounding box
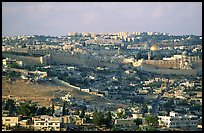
[32,115,61,131]
[158,111,199,128]
[2,116,21,127]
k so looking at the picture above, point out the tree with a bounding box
[134,118,143,126]
[145,114,159,127]
[52,102,55,116]
[62,102,66,116]
[93,110,105,127]
[79,109,85,118]
[105,111,112,128]
[142,103,148,113]
[38,106,48,115]
[74,109,80,115]
[5,99,16,116]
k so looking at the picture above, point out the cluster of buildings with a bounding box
[2,32,202,131]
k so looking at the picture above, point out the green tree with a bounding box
[142,103,148,113]
[93,110,105,127]
[38,106,48,115]
[52,102,55,116]
[62,102,66,116]
[79,108,85,118]
[105,111,112,128]
[134,118,143,126]
[145,114,159,127]
[5,99,16,116]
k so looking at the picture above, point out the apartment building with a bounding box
[158,111,199,128]
[32,115,61,131]
[2,116,21,127]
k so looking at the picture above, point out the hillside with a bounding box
[2,77,126,109]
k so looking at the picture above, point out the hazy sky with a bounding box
[2,2,202,36]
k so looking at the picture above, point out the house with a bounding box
[114,118,135,127]
[61,115,86,130]
[61,93,72,102]
[132,113,143,119]
[32,115,61,131]
[158,111,199,128]
[2,116,21,127]
[2,110,9,117]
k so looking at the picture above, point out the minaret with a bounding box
[148,51,151,60]
[118,47,120,55]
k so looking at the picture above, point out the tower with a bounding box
[148,51,151,60]
[117,47,120,55]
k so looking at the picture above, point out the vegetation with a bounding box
[3,99,54,118]
[6,71,21,80]
[92,110,112,128]
[4,99,16,116]
[52,101,55,116]
[134,118,143,126]
[79,108,85,118]
[144,114,159,127]
[62,102,69,116]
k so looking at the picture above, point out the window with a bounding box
[40,123,44,125]
[49,123,52,125]
[5,119,10,121]
[55,123,58,125]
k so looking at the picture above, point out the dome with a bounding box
[150,44,160,51]
[182,51,188,56]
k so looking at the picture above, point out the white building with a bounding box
[114,118,135,126]
[158,111,199,128]
[32,115,61,131]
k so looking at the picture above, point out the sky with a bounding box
[2,2,202,36]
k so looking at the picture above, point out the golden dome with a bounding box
[150,44,160,51]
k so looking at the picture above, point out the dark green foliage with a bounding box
[144,114,159,127]
[79,108,85,118]
[104,111,112,128]
[37,106,48,115]
[93,110,105,127]
[142,103,148,113]
[7,71,21,79]
[134,118,143,126]
[52,102,55,116]
[62,102,66,116]
[4,99,16,116]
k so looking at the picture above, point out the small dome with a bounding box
[182,51,188,56]
[150,44,160,51]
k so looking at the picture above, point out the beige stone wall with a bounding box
[2,53,41,66]
[144,60,180,69]
[138,64,198,76]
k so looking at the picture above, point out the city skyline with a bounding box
[2,2,202,36]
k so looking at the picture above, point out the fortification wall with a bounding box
[49,52,120,69]
[2,53,41,66]
[138,64,199,76]
[144,60,180,69]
